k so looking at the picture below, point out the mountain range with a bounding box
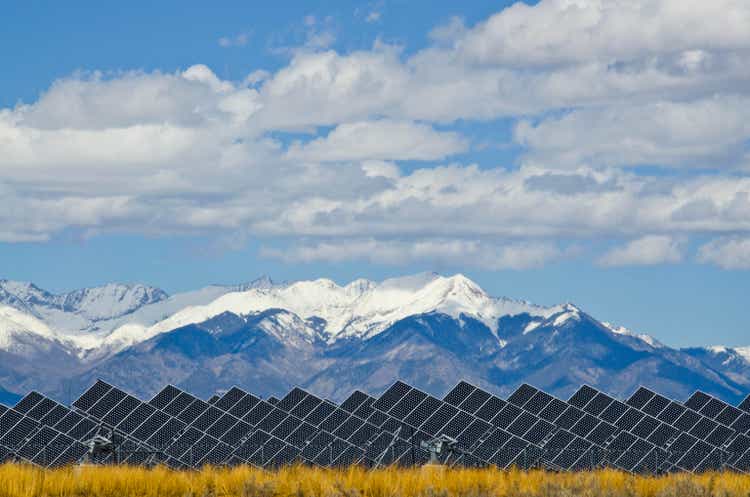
[0,273,748,406]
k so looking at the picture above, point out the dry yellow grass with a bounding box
[0,463,749,497]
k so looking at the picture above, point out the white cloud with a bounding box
[515,96,750,169]
[598,235,685,267]
[698,237,750,269]
[1,1,750,271]
[261,239,564,270]
[286,120,468,162]
[453,0,750,66]
[365,11,381,23]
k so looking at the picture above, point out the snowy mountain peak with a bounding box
[0,280,167,322]
[61,283,168,321]
[0,305,55,351]
[144,272,562,343]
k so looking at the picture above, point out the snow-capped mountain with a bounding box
[0,277,274,357]
[142,273,565,343]
[0,273,748,405]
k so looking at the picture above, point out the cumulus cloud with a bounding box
[261,239,565,270]
[515,96,750,169]
[286,120,467,162]
[1,0,750,271]
[598,236,685,267]
[452,0,750,66]
[698,237,750,269]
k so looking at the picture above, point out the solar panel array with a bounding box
[0,380,748,472]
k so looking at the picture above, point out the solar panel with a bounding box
[657,402,686,424]
[493,436,530,469]
[72,380,112,412]
[421,403,458,435]
[689,417,718,439]
[456,418,493,448]
[587,421,617,446]
[340,391,369,413]
[353,398,376,420]
[2,415,38,448]
[615,408,645,431]
[506,411,537,438]
[228,394,260,419]
[118,403,156,434]
[507,384,538,408]
[15,393,45,416]
[616,438,653,472]
[276,388,307,413]
[103,395,141,427]
[570,414,600,438]
[697,398,724,419]
[524,419,555,445]
[304,400,337,426]
[673,409,701,432]
[89,388,127,419]
[599,400,628,424]
[626,387,656,410]
[685,391,712,411]
[475,396,507,422]
[734,449,750,472]
[177,398,210,423]
[740,395,750,413]
[706,424,734,447]
[568,385,599,409]
[163,392,195,417]
[583,392,614,417]
[389,389,427,420]
[642,395,670,417]
[4,380,748,472]
[732,413,750,434]
[458,388,491,414]
[193,406,225,432]
[214,387,246,412]
[206,413,237,438]
[524,391,554,415]
[553,436,592,470]
[372,381,411,412]
[716,405,742,427]
[440,411,474,439]
[555,406,584,431]
[543,430,575,460]
[647,423,678,447]
[473,428,511,461]
[677,440,713,471]
[667,432,698,466]
[150,385,182,410]
[606,431,637,465]
[539,398,568,423]
[220,420,253,445]
[404,396,442,428]
[39,404,70,427]
[631,416,660,440]
[492,403,523,430]
[443,381,476,407]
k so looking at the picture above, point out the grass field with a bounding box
[1,464,749,497]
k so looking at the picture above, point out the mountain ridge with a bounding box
[0,273,748,406]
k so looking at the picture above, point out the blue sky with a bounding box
[1,0,749,348]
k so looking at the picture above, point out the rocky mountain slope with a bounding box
[0,273,748,405]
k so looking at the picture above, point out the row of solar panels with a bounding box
[0,380,749,472]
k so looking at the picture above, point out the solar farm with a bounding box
[1,379,750,473]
